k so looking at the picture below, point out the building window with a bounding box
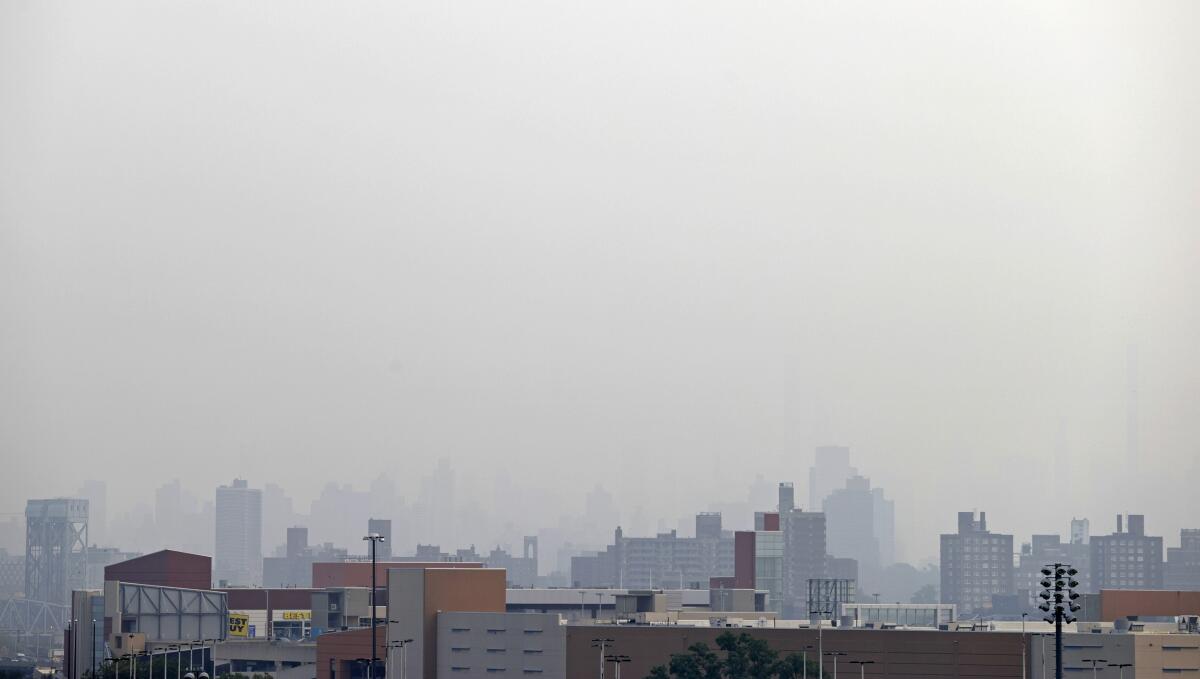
[522,629,543,635]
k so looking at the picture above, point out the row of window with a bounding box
[450,648,544,655]
[449,628,544,634]
[449,669,544,674]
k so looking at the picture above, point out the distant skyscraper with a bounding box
[808,445,856,510]
[824,476,885,585]
[1070,518,1090,545]
[1126,343,1139,478]
[940,511,1014,615]
[214,479,262,586]
[368,518,392,559]
[777,483,795,513]
[695,513,723,540]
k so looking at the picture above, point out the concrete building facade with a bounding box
[436,612,564,679]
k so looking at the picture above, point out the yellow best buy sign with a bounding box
[280,611,311,621]
[228,613,249,637]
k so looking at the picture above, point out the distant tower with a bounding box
[778,483,795,513]
[1126,343,1139,478]
[286,526,309,558]
[25,499,88,606]
[523,536,538,569]
[215,479,263,586]
[1070,518,1090,545]
[368,518,392,559]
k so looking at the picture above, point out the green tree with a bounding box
[646,631,825,679]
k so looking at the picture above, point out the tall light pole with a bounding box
[92,619,97,679]
[1038,563,1081,679]
[386,639,413,679]
[1021,613,1028,679]
[849,659,874,679]
[363,533,385,679]
[604,654,631,679]
[810,609,832,679]
[824,651,847,679]
[1108,662,1132,679]
[591,638,614,679]
[1081,658,1107,679]
[801,644,814,679]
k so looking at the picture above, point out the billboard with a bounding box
[228,613,249,638]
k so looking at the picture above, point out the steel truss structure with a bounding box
[26,499,89,607]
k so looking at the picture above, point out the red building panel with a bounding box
[104,550,212,590]
[734,531,756,590]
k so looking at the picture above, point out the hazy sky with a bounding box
[2,1,1197,561]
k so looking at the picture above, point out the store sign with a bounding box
[279,611,311,621]
[228,613,249,637]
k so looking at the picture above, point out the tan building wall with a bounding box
[1100,589,1200,621]
[1133,633,1200,678]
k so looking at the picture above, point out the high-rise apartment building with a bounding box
[1166,529,1200,591]
[940,511,1014,615]
[1017,533,1090,605]
[215,479,262,586]
[1091,514,1163,590]
[569,518,734,589]
[780,484,827,618]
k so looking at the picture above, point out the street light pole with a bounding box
[363,533,385,679]
[605,655,630,679]
[591,638,614,679]
[92,619,97,679]
[810,609,831,679]
[1021,613,1028,679]
[824,651,847,679]
[1081,658,1107,679]
[850,659,874,679]
[1108,663,1132,679]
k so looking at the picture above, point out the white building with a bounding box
[215,479,263,586]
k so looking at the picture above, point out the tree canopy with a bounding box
[646,631,826,679]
